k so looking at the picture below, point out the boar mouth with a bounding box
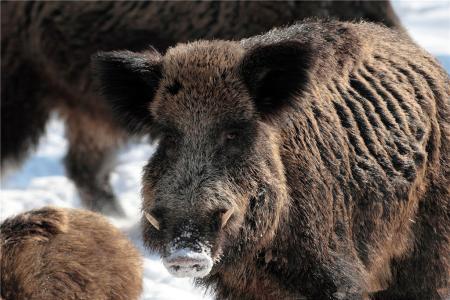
[158,188,269,278]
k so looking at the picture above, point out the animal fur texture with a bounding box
[1,1,402,215]
[0,207,143,300]
[93,20,450,299]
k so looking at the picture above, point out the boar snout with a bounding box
[146,206,236,278]
[163,247,213,278]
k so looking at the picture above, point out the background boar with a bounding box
[0,207,143,300]
[93,20,449,299]
[1,1,402,216]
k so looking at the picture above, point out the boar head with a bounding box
[93,39,312,278]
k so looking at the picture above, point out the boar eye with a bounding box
[225,132,237,141]
[219,130,244,156]
[222,131,241,143]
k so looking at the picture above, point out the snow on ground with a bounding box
[1,2,449,299]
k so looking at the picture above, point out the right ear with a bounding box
[92,48,163,133]
[239,40,314,116]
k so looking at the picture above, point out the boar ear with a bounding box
[92,48,162,133]
[239,40,313,115]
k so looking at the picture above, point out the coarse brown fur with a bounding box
[1,1,402,215]
[0,207,143,300]
[93,20,450,299]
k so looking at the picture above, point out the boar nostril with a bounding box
[221,207,234,229]
[163,248,213,278]
[144,211,160,230]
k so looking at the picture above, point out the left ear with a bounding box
[92,48,163,134]
[239,40,314,115]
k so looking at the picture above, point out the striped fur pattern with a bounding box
[239,21,450,299]
[1,1,401,216]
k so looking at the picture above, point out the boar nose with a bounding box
[162,248,213,278]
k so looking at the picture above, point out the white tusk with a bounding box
[221,207,234,229]
[144,211,160,230]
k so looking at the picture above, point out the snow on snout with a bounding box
[163,247,213,278]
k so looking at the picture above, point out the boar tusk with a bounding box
[144,211,160,230]
[221,207,234,229]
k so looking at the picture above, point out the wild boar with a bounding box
[1,1,402,216]
[93,20,450,299]
[0,207,143,300]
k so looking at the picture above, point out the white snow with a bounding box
[1,2,449,299]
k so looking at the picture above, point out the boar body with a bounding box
[94,20,450,299]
